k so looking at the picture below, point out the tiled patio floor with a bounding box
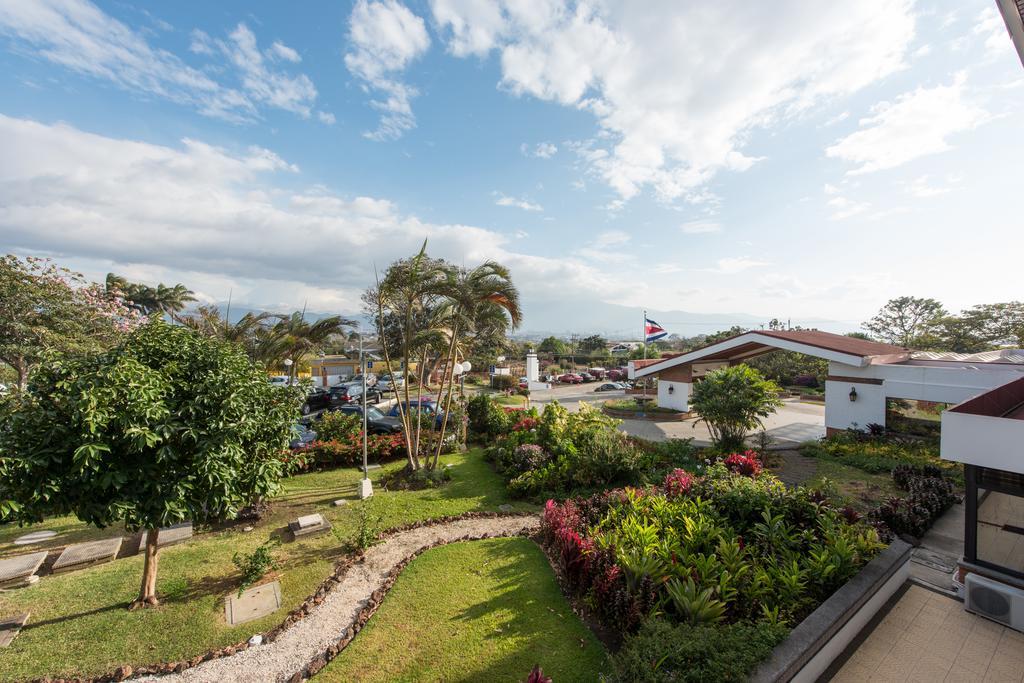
[830,584,1024,682]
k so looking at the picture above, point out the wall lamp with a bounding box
[668,385,675,394]
[849,387,858,402]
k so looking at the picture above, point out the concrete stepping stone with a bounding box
[224,581,282,626]
[0,551,47,588]
[13,530,58,546]
[137,522,193,553]
[288,513,331,539]
[51,537,122,574]
[0,612,29,648]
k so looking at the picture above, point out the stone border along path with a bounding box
[136,514,540,683]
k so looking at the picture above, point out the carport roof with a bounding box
[634,329,909,377]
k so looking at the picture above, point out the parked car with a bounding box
[588,368,607,380]
[594,382,622,392]
[387,399,444,428]
[301,387,332,415]
[289,423,317,449]
[558,373,583,384]
[579,372,595,382]
[606,369,625,381]
[328,383,381,408]
[335,404,403,434]
[270,375,298,387]
[377,373,404,391]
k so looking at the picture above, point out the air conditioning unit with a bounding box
[965,573,1024,632]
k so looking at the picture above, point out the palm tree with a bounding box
[371,242,451,470]
[261,312,354,379]
[176,306,281,359]
[430,261,521,469]
[105,274,195,316]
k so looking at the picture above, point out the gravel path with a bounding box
[137,514,540,683]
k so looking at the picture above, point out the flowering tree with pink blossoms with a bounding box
[0,255,146,388]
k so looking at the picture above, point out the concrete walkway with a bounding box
[909,501,966,594]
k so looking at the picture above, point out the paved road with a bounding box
[530,384,825,448]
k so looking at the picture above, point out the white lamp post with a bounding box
[358,332,373,500]
[282,358,293,383]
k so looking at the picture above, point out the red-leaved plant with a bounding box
[512,416,538,432]
[663,468,694,499]
[525,664,552,683]
[724,450,762,477]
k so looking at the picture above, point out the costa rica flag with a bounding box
[645,318,667,343]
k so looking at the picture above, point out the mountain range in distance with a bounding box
[206,298,859,340]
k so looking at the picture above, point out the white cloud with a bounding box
[711,257,770,274]
[345,0,431,140]
[823,183,840,195]
[430,0,916,202]
[0,1,317,122]
[269,40,301,63]
[0,115,631,315]
[318,111,337,125]
[680,220,720,234]
[222,24,317,117]
[521,141,558,158]
[826,72,989,174]
[494,192,543,211]
[903,175,950,198]
[592,230,630,248]
[827,196,870,220]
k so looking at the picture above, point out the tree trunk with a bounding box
[131,528,160,609]
[432,321,460,469]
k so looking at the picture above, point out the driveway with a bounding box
[530,385,825,448]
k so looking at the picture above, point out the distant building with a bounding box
[608,341,640,354]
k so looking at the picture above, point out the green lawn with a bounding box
[0,450,536,682]
[807,460,902,513]
[492,394,528,407]
[319,538,608,682]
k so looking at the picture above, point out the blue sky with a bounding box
[0,0,1022,336]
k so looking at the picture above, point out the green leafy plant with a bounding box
[610,618,788,683]
[232,539,279,597]
[689,365,783,451]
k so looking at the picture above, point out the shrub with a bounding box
[492,374,515,390]
[792,374,818,387]
[690,366,783,451]
[723,451,762,477]
[503,444,549,476]
[663,468,694,498]
[232,540,279,597]
[467,393,514,439]
[314,411,361,442]
[873,465,958,538]
[610,618,788,683]
[512,416,538,432]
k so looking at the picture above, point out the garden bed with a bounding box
[602,399,690,421]
[541,462,886,682]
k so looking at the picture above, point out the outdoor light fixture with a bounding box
[668,385,675,394]
[849,387,858,402]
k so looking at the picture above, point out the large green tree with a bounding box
[0,255,143,388]
[690,365,783,451]
[538,336,568,355]
[0,320,299,608]
[863,296,946,347]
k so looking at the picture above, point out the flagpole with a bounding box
[641,310,647,415]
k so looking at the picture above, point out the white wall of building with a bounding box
[825,379,886,431]
[822,360,1024,431]
[941,411,1024,474]
[657,380,691,411]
